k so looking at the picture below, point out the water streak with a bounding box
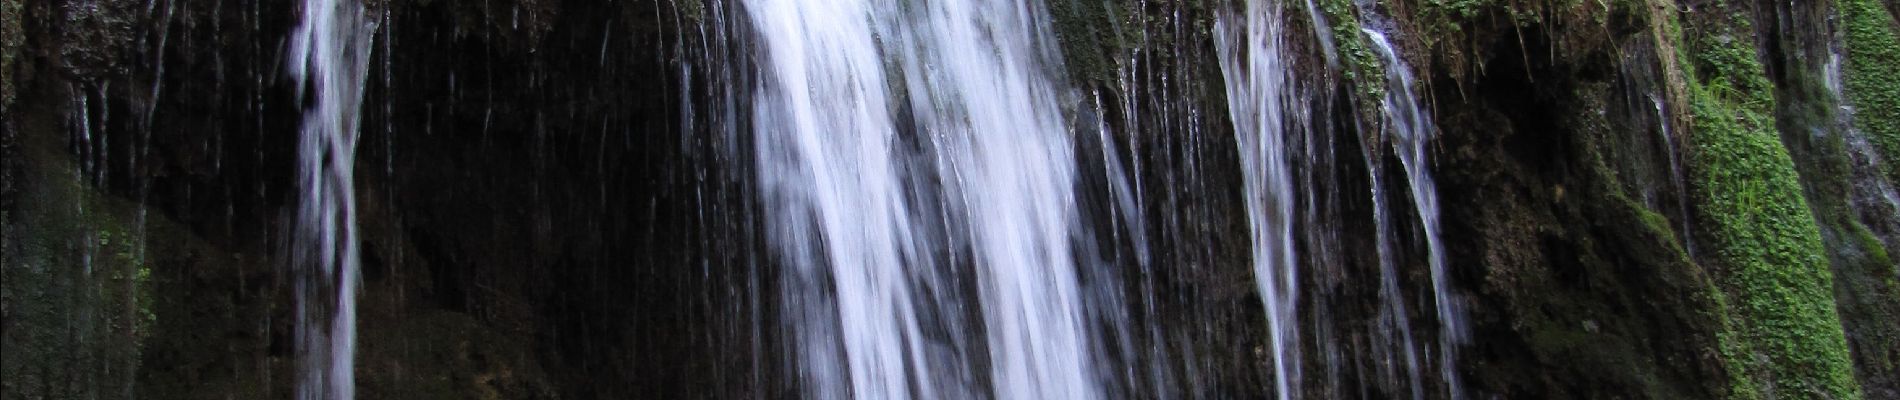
[287,0,374,398]
[1649,92,1696,257]
[746,0,1103,397]
[1215,4,1301,398]
[1363,27,1464,399]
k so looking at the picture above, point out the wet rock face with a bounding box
[51,0,139,79]
[8,0,747,398]
[6,0,1899,398]
[359,1,762,397]
[1765,0,1900,396]
[2,0,21,108]
[1427,23,1730,398]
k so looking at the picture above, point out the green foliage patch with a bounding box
[1674,7,1862,399]
[1,0,20,111]
[1840,0,1900,180]
[1315,0,1387,103]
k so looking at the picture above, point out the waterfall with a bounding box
[747,1,945,397]
[745,0,1103,398]
[286,0,374,398]
[1214,4,1301,399]
[1343,86,1427,398]
[1363,27,1465,400]
[1215,5,1467,396]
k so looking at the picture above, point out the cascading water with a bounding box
[1362,27,1464,400]
[1214,4,1302,399]
[747,1,950,397]
[893,3,1102,398]
[745,0,1104,398]
[1215,4,1468,396]
[286,0,374,398]
[14,0,1900,398]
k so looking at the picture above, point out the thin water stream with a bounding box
[287,0,375,398]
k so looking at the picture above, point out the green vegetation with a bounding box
[2,0,20,110]
[1313,0,1387,104]
[1571,80,1731,399]
[99,228,159,335]
[1763,1,1900,392]
[1047,0,1143,86]
[677,0,705,23]
[2,134,160,399]
[1672,7,1863,399]
[1840,0,1900,180]
[1414,0,1504,47]
[1409,0,1607,86]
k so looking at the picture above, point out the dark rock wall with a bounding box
[5,0,766,398]
[1424,9,1734,397]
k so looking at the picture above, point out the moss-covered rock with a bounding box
[2,84,157,400]
[1046,0,1139,87]
[1841,0,1900,181]
[2,0,20,110]
[1673,4,1862,398]
[1315,0,1388,111]
[1427,7,1737,395]
[1756,0,1900,396]
[9,0,1896,398]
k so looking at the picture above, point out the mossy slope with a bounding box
[1673,4,1862,399]
[1841,0,1900,181]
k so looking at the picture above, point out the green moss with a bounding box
[1840,0,1900,181]
[1414,0,1509,47]
[1758,4,1900,393]
[1421,0,1499,20]
[1597,176,1729,399]
[1849,222,1892,265]
[1508,70,1733,398]
[1314,0,1386,104]
[1672,8,1863,399]
[678,0,704,22]
[2,132,160,399]
[1631,200,1676,238]
[1410,0,1606,83]
[1046,0,1140,86]
[1706,286,1761,400]
[1,0,20,111]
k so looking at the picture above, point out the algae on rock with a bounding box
[1840,0,1900,181]
[1672,4,1863,399]
[2,0,21,110]
[2,97,157,400]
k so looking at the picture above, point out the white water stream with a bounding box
[287,0,374,398]
[1215,3,1302,398]
[745,0,1101,398]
